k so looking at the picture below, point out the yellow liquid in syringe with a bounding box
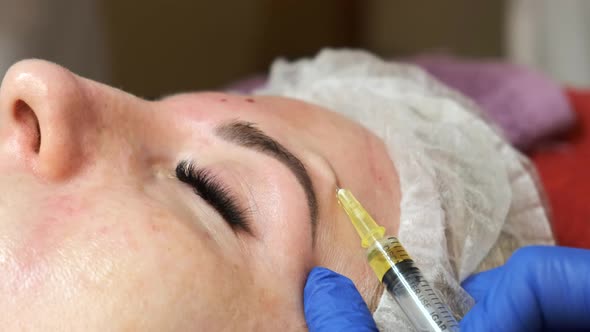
[367,236,412,281]
[337,188,459,332]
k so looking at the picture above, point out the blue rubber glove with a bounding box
[304,267,378,332]
[461,245,590,332]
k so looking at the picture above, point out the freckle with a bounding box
[150,223,162,233]
[98,225,110,235]
[220,98,227,102]
[246,98,255,103]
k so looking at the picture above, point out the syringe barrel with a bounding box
[367,237,459,332]
[383,261,459,332]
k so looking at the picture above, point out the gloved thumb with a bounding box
[304,267,378,332]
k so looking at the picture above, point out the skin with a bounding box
[0,59,400,331]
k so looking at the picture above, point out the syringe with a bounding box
[337,188,459,332]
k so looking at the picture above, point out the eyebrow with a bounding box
[215,120,319,241]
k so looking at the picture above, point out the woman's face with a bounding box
[0,60,399,330]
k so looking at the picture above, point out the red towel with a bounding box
[531,89,590,249]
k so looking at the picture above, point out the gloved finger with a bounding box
[522,246,590,330]
[461,246,590,332]
[461,265,504,302]
[460,267,540,332]
[304,267,378,332]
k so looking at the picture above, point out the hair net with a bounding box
[256,49,554,331]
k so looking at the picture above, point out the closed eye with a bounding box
[175,160,252,235]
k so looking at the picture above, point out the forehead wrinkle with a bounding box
[215,120,319,242]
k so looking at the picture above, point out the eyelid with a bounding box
[175,160,253,235]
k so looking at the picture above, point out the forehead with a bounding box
[158,92,308,119]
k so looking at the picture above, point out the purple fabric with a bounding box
[225,55,575,150]
[407,55,575,150]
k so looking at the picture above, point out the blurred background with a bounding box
[1,0,588,99]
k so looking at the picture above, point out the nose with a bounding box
[0,59,96,180]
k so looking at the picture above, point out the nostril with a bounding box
[13,99,41,153]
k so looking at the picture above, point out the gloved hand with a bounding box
[461,245,590,331]
[304,246,590,332]
[303,267,378,332]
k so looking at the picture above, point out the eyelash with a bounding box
[175,160,251,234]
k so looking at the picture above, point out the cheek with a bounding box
[28,194,85,246]
[123,210,277,329]
[8,194,86,283]
[3,187,171,296]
